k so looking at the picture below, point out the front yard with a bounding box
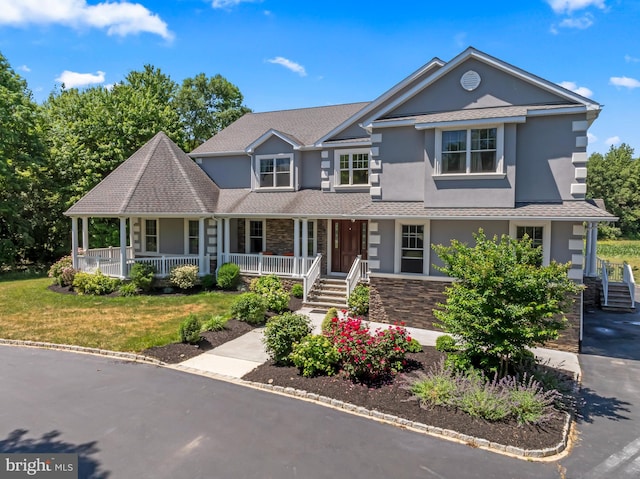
[0,277,236,352]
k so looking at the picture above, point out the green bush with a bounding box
[321,307,339,333]
[348,284,369,316]
[130,262,156,292]
[72,271,120,295]
[201,314,228,332]
[48,256,75,286]
[435,335,458,353]
[217,263,240,290]
[291,334,340,377]
[201,274,216,291]
[230,292,268,324]
[406,337,423,353]
[169,264,199,290]
[250,274,290,313]
[118,282,139,297]
[179,313,202,344]
[291,283,304,298]
[263,312,312,364]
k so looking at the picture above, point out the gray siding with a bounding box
[159,218,184,254]
[332,122,369,140]
[300,150,322,189]
[377,127,424,201]
[515,114,584,202]
[551,221,576,264]
[389,58,570,117]
[199,156,251,189]
[372,220,395,273]
[254,136,294,156]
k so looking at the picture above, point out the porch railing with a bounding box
[303,254,322,303]
[221,253,313,278]
[623,262,636,309]
[597,256,635,307]
[77,256,123,277]
[81,246,134,261]
[131,256,210,278]
[346,257,371,300]
[77,250,210,278]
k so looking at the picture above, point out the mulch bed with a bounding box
[242,346,569,451]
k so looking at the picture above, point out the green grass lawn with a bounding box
[597,239,640,283]
[0,277,236,352]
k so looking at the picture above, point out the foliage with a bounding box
[322,308,339,333]
[72,271,120,295]
[201,274,216,291]
[201,314,228,332]
[169,264,199,290]
[597,239,640,283]
[435,335,458,353]
[347,284,369,316]
[230,292,268,324]
[291,283,304,299]
[179,313,202,344]
[118,282,139,297]
[587,144,640,237]
[406,337,423,353]
[249,274,290,313]
[216,263,240,290]
[433,230,582,377]
[263,312,312,365]
[48,256,74,286]
[129,262,156,292]
[290,334,340,377]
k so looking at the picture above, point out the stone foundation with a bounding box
[369,275,582,353]
[583,276,601,311]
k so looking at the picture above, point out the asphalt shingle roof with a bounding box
[65,132,220,216]
[191,102,370,154]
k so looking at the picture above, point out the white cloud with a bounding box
[17,64,30,72]
[454,32,467,48]
[587,132,598,144]
[559,80,593,97]
[211,0,260,8]
[267,57,307,77]
[610,76,640,89]
[0,0,173,40]
[625,54,640,63]
[559,14,594,29]
[605,136,621,146]
[546,0,606,14]
[55,70,105,88]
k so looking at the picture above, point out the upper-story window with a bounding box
[336,149,369,186]
[435,125,504,177]
[256,154,293,189]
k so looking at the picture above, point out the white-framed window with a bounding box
[509,221,551,266]
[298,220,317,256]
[256,154,293,189]
[335,149,369,186]
[245,219,266,253]
[185,219,199,255]
[435,125,504,177]
[143,219,158,253]
[394,220,430,275]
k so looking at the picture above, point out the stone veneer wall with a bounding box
[582,276,601,311]
[317,220,328,275]
[265,219,294,254]
[369,275,582,353]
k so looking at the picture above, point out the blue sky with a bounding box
[0,0,638,155]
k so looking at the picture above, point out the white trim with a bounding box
[370,272,454,282]
[415,116,525,130]
[568,239,583,251]
[334,148,371,186]
[509,220,551,266]
[572,120,588,131]
[188,150,246,158]
[572,152,588,164]
[434,124,504,177]
[245,218,266,253]
[573,224,585,236]
[433,173,506,181]
[526,106,588,117]
[571,183,587,195]
[323,140,372,148]
[246,129,302,153]
[575,167,588,180]
[394,220,430,275]
[142,218,159,254]
[255,153,294,190]
[576,136,588,148]
[571,254,584,267]
[568,269,583,280]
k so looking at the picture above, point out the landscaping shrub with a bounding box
[435,335,458,353]
[217,263,240,290]
[72,271,120,295]
[48,256,75,286]
[291,283,303,299]
[230,292,268,324]
[406,337,423,353]
[201,314,228,332]
[347,284,369,316]
[169,264,199,290]
[179,313,202,344]
[263,312,312,364]
[129,262,156,292]
[321,307,339,334]
[290,334,340,377]
[118,282,139,297]
[250,274,290,313]
[201,274,216,291]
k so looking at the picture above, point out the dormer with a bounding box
[247,129,302,191]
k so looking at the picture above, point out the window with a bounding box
[516,226,543,248]
[144,219,158,253]
[401,224,424,274]
[336,149,369,185]
[436,126,503,176]
[257,154,293,188]
[247,220,265,253]
[509,221,550,266]
[299,220,316,256]
[187,220,199,255]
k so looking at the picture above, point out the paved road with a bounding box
[1,346,561,479]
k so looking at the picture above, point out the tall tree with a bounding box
[587,144,640,237]
[176,73,250,151]
[0,51,46,266]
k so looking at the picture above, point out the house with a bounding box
[65,47,618,352]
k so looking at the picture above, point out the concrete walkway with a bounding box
[177,307,581,378]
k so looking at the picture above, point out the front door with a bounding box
[331,220,368,273]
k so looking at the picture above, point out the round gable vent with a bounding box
[460,70,481,91]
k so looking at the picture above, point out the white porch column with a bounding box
[119,217,127,279]
[216,218,223,269]
[223,218,230,261]
[589,222,598,276]
[81,217,89,252]
[129,218,134,254]
[71,217,79,269]
[301,218,309,258]
[199,217,206,275]
[293,218,300,257]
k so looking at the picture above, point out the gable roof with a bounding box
[190,102,370,156]
[65,132,219,217]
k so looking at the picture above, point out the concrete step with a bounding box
[303,300,348,309]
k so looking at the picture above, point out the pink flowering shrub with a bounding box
[325,315,414,381]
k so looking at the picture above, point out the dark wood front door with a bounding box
[331,220,368,273]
